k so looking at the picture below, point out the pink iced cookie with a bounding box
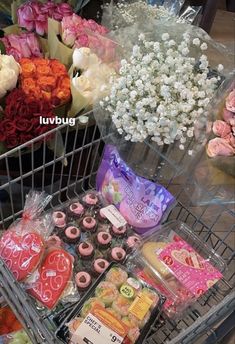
[212,120,231,138]
[75,271,92,290]
[207,137,235,157]
[77,242,94,260]
[82,193,99,206]
[93,258,110,275]
[69,202,84,216]
[52,211,66,228]
[27,249,73,309]
[110,247,126,262]
[0,231,44,281]
[82,217,97,231]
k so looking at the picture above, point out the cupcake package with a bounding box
[48,190,143,301]
[129,220,226,318]
[56,263,165,344]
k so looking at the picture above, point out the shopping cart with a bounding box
[0,113,234,344]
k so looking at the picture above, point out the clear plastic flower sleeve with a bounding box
[186,73,235,205]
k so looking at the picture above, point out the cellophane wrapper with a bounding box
[0,191,53,281]
[187,73,235,205]
[94,20,234,180]
[102,0,202,31]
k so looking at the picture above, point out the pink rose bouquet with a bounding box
[61,14,115,62]
[17,0,73,36]
[207,88,235,158]
[0,33,42,62]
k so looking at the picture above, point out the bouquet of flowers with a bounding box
[69,47,116,116]
[17,0,73,36]
[0,53,20,98]
[0,32,43,61]
[48,13,111,67]
[95,21,233,178]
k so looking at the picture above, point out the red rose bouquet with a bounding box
[0,89,56,150]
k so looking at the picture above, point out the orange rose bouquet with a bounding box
[19,57,71,107]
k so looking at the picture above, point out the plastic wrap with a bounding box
[188,73,235,205]
[96,145,176,234]
[102,0,201,31]
[0,191,53,281]
[94,21,234,179]
[56,262,165,344]
[128,220,226,318]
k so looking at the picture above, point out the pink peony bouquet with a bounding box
[0,33,42,61]
[207,88,235,158]
[17,0,73,36]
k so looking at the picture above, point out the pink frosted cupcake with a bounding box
[97,231,112,249]
[82,216,97,232]
[111,225,127,238]
[126,235,141,252]
[110,247,126,262]
[75,271,92,291]
[64,226,81,244]
[77,242,95,260]
[46,235,62,248]
[82,192,99,208]
[68,202,85,218]
[93,258,110,275]
[52,211,66,228]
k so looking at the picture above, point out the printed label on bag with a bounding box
[158,239,223,297]
[100,205,127,228]
[73,306,127,344]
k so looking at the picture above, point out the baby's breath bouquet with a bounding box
[94,21,233,178]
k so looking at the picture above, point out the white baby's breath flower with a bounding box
[162,33,170,41]
[200,43,208,50]
[193,38,200,46]
[217,64,224,72]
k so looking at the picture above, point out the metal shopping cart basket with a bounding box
[0,113,234,344]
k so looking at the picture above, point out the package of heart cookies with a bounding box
[25,247,75,309]
[56,263,165,344]
[0,191,53,281]
[129,220,226,318]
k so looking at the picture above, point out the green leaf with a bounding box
[0,40,6,54]
[0,142,7,154]
[74,0,91,12]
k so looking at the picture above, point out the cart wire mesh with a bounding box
[0,113,234,344]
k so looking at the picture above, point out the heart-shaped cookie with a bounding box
[0,231,44,281]
[171,249,204,270]
[27,249,73,309]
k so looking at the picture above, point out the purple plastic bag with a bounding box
[96,145,176,234]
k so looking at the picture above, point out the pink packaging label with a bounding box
[158,240,222,297]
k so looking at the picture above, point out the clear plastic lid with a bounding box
[128,220,226,317]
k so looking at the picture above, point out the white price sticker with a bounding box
[72,314,124,344]
[100,205,127,228]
